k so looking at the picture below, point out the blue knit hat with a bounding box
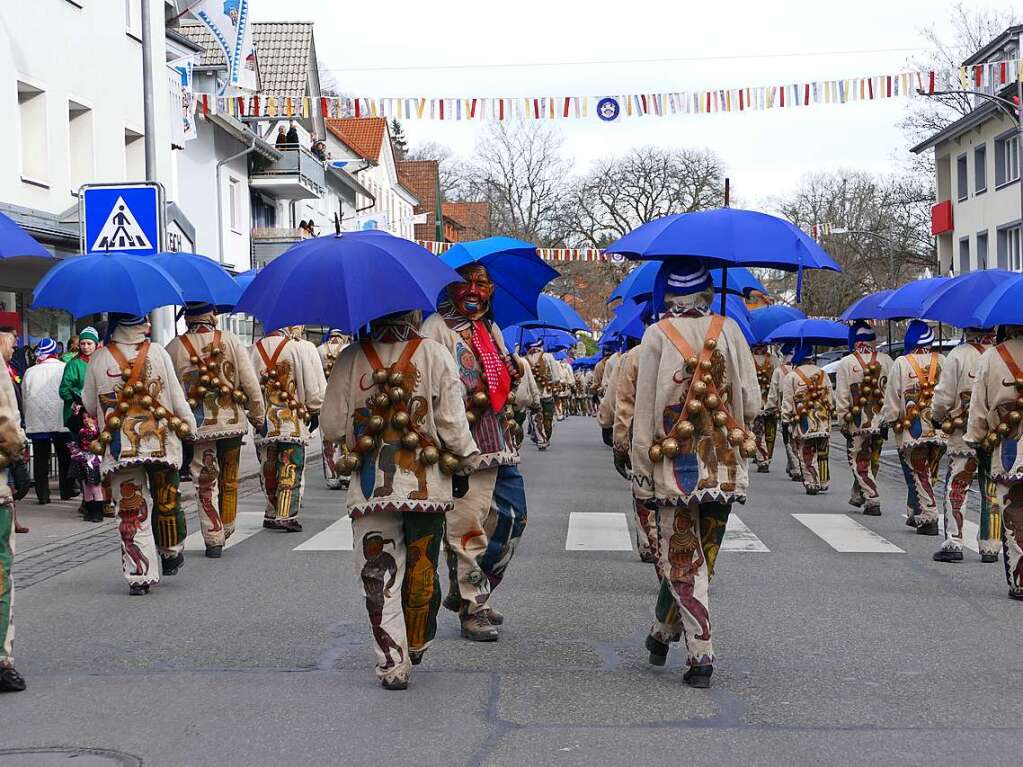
[652,258,710,314]
[903,320,934,355]
[791,342,813,365]
[36,338,57,358]
[848,320,876,351]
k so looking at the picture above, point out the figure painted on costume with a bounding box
[360,532,404,670]
[117,480,150,577]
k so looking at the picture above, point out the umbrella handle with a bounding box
[720,267,728,316]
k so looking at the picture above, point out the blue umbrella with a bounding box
[32,251,184,318]
[603,298,651,341]
[965,273,1023,328]
[839,290,896,321]
[235,232,463,333]
[147,252,241,308]
[520,294,588,332]
[750,305,806,344]
[0,211,52,259]
[917,270,1014,328]
[711,267,766,296]
[764,319,848,346]
[503,325,576,353]
[608,262,765,304]
[876,277,949,320]
[235,268,260,291]
[442,237,559,327]
[716,294,756,344]
[605,208,841,272]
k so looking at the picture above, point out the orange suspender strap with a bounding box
[657,315,728,437]
[905,352,938,387]
[257,335,289,372]
[359,338,423,374]
[179,329,222,364]
[793,366,813,387]
[997,343,1023,380]
[852,349,876,370]
[107,340,150,387]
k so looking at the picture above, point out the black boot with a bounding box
[645,635,670,667]
[161,552,184,575]
[981,553,999,563]
[128,583,149,596]
[683,664,713,688]
[932,549,963,562]
[0,666,26,692]
[916,521,939,536]
[205,545,223,559]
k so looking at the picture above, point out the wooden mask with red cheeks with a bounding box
[448,265,495,320]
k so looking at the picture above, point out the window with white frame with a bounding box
[956,154,968,200]
[125,0,140,37]
[977,231,989,270]
[18,81,48,185]
[67,100,93,197]
[975,144,987,193]
[996,132,1020,187]
[228,177,242,233]
[1000,226,1022,271]
[958,237,970,274]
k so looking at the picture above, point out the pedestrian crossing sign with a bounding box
[81,183,163,256]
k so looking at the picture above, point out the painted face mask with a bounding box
[448,265,495,320]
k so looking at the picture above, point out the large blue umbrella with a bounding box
[32,251,184,318]
[441,237,559,327]
[235,232,463,332]
[608,262,765,304]
[147,252,241,308]
[0,211,52,259]
[750,305,806,344]
[503,325,576,353]
[520,294,589,332]
[711,267,766,296]
[764,318,848,346]
[605,208,841,272]
[839,290,896,321]
[876,277,949,320]
[917,270,1014,328]
[965,273,1023,328]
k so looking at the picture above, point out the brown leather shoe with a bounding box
[460,611,499,642]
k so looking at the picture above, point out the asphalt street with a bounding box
[4,418,1023,766]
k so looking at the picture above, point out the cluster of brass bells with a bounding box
[795,379,831,423]
[260,363,309,424]
[91,371,190,455]
[843,361,883,424]
[337,367,459,477]
[648,339,757,463]
[892,377,934,434]
[979,377,1023,451]
[323,349,340,379]
[187,346,247,411]
[756,365,773,394]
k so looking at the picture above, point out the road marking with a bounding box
[566,512,633,551]
[183,511,265,551]
[293,516,354,551]
[937,517,980,553]
[792,513,904,553]
[721,514,770,552]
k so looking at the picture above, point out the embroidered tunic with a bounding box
[766,362,792,414]
[597,350,627,429]
[752,351,778,413]
[612,345,641,453]
[967,338,1023,480]
[250,333,325,446]
[512,357,541,411]
[881,351,946,449]
[525,348,560,401]
[781,363,835,439]
[933,340,989,456]
[834,349,893,436]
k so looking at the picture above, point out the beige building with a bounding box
[912,26,1022,275]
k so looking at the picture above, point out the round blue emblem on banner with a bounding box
[597,97,620,122]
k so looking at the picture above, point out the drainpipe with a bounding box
[348,160,376,217]
[217,137,258,265]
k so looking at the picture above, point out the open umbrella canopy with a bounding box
[876,277,949,320]
[234,268,260,291]
[503,325,576,353]
[764,318,848,346]
[966,273,1023,328]
[603,298,651,341]
[441,236,559,327]
[839,290,896,321]
[0,211,52,259]
[717,294,756,344]
[608,261,765,304]
[711,267,766,296]
[520,294,589,332]
[235,231,463,333]
[749,305,806,343]
[32,251,184,318]
[917,269,1014,328]
[605,208,841,272]
[147,252,241,308]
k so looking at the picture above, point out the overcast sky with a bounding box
[253,0,1003,210]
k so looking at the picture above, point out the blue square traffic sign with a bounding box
[82,183,162,255]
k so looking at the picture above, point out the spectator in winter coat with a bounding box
[59,326,98,429]
[22,339,75,504]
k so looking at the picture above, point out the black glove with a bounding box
[452,474,469,498]
[613,450,631,480]
[601,427,613,447]
[308,414,319,434]
[10,459,31,501]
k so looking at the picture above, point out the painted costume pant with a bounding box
[940,450,979,553]
[781,421,801,478]
[257,441,305,522]
[535,398,555,447]
[321,436,348,490]
[794,435,830,492]
[649,501,730,666]
[752,413,777,469]
[445,464,527,615]
[632,496,658,567]
[991,479,1023,595]
[976,450,1003,557]
[0,504,13,667]
[109,464,184,586]
[898,443,945,524]
[191,436,242,548]
[846,432,883,511]
[352,511,444,684]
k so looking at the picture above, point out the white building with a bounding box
[912,26,1023,275]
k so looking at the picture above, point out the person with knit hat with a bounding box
[750,342,780,473]
[881,320,946,535]
[781,343,835,495]
[834,321,893,516]
[23,338,75,505]
[767,342,802,481]
[317,329,350,490]
[82,315,196,595]
[631,260,759,688]
[58,326,98,429]
[932,327,997,562]
[165,303,265,558]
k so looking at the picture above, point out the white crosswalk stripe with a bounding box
[792,513,904,553]
[293,516,354,551]
[565,512,633,551]
[183,511,266,551]
[721,514,770,552]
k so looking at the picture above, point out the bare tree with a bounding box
[406,141,470,200]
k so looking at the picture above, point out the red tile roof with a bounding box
[397,160,440,240]
[325,117,387,164]
[443,202,491,241]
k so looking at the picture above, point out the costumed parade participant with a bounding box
[318,329,350,490]
[750,343,779,473]
[834,322,892,515]
[420,263,527,640]
[881,321,946,535]
[0,335,27,692]
[525,338,558,450]
[598,340,629,449]
[781,343,835,495]
[933,328,996,562]
[82,315,196,594]
[630,261,759,688]
[509,346,540,449]
[166,303,265,558]
[966,325,1023,598]
[766,342,801,481]
[250,326,325,533]
[321,309,480,690]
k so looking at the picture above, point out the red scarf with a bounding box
[471,320,511,413]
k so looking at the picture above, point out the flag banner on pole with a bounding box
[193,0,257,93]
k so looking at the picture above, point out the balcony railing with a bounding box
[250,147,326,199]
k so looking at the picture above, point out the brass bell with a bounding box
[742,438,757,457]
[90,440,105,455]
[121,368,132,382]
[99,430,112,444]
[688,400,704,415]
[704,393,720,410]
[699,359,713,371]
[391,411,410,430]
[691,381,708,398]
[233,389,245,402]
[466,411,477,426]
[141,395,154,409]
[210,346,222,358]
[199,375,211,386]
[189,355,200,365]
[998,422,1010,435]
[345,454,362,472]
[685,356,698,371]
[661,437,680,459]
[421,446,440,465]
[259,372,269,384]
[118,401,131,415]
[374,392,391,409]
[952,417,965,430]
[133,382,146,394]
[197,385,208,396]
[154,406,167,420]
[648,444,663,463]
[472,391,490,410]
[220,384,231,396]
[702,374,714,385]
[388,387,405,403]
[843,413,854,423]
[187,398,198,409]
[177,423,191,439]
[366,415,385,434]
[851,406,861,416]
[169,416,182,430]
[401,432,420,450]
[713,411,728,428]
[941,420,953,433]
[1015,377,1023,391]
[438,452,459,475]
[901,419,912,430]
[388,371,404,387]
[893,421,904,433]
[704,338,717,351]
[728,428,745,447]
[372,369,389,386]
[1012,411,1023,425]
[357,435,377,453]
